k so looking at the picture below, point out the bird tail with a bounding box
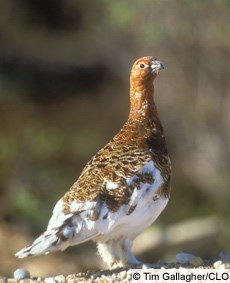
[15,217,98,258]
[15,229,69,258]
[15,198,100,258]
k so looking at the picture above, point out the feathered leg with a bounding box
[118,238,141,266]
[97,240,121,268]
[97,238,141,268]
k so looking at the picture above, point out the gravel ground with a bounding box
[3,258,230,283]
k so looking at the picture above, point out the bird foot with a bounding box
[110,260,124,269]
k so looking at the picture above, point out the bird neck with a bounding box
[113,78,165,148]
[128,79,158,125]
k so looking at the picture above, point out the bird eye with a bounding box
[139,63,146,69]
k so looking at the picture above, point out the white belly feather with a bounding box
[95,160,168,241]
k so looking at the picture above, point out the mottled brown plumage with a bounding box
[63,56,171,213]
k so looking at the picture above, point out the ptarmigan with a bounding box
[16,56,171,268]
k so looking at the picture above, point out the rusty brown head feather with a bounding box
[130,56,164,83]
[129,56,164,121]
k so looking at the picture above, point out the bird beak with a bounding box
[151,60,164,73]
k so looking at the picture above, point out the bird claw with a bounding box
[111,260,123,269]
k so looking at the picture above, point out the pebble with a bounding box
[141,264,151,269]
[176,252,195,264]
[101,274,114,281]
[119,270,127,280]
[91,272,101,279]
[54,275,66,282]
[44,277,56,283]
[218,263,227,270]
[127,269,133,276]
[219,251,230,263]
[189,257,203,266]
[13,268,30,280]
[214,260,223,269]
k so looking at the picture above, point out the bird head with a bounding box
[129,56,164,119]
[130,56,164,83]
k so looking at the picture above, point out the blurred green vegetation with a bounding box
[0,0,229,273]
